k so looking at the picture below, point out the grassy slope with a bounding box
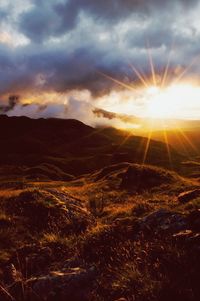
[0,163,199,300]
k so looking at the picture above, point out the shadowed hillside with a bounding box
[0,115,185,179]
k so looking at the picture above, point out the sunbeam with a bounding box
[173,53,200,84]
[129,64,149,88]
[97,42,200,166]
[161,120,173,168]
[175,127,198,154]
[161,41,175,88]
[142,125,153,165]
[97,71,137,91]
[146,41,157,86]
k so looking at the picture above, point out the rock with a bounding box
[177,189,200,203]
[173,230,200,247]
[26,267,96,301]
[173,230,200,239]
[8,245,53,278]
[139,209,186,234]
[4,264,22,284]
[5,264,17,283]
[173,229,194,239]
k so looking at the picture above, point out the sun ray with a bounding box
[161,51,171,88]
[173,53,200,84]
[96,70,137,91]
[142,127,153,165]
[138,67,152,86]
[174,130,190,157]
[161,59,170,88]
[161,41,175,88]
[161,121,173,168]
[146,41,157,86]
[177,128,198,154]
[114,130,134,153]
[129,64,149,88]
[158,117,198,156]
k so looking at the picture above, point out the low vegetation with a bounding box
[0,116,199,300]
[0,161,199,301]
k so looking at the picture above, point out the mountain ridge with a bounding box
[0,115,184,178]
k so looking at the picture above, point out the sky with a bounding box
[0,0,200,127]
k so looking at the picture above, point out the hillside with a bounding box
[0,162,199,301]
[0,116,199,301]
[0,115,185,180]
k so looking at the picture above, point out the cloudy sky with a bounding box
[0,0,200,126]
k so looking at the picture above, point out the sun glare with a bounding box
[98,42,200,121]
[98,44,200,167]
[145,83,200,119]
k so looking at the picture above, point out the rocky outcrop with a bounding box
[3,189,93,234]
[1,266,96,301]
[138,209,187,234]
[26,267,96,301]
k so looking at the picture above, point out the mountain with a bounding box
[0,115,185,180]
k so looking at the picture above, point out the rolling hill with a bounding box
[0,115,185,180]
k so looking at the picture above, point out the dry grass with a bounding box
[0,163,199,301]
[0,189,23,199]
[40,232,71,247]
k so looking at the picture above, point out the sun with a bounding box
[146,85,173,119]
[98,43,200,121]
[145,83,200,119]
[98,48,200,167]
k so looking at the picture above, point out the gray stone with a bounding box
[139,209,186,233]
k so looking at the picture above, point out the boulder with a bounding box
[2,267,96,301]
[177,189,200,203]
[8,245,53,278]
[139,209,186,234]
[26,267,96,301]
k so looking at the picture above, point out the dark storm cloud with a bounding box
[18,1,62,43]
[18,0,199,43]
[0,43,126,97]
[0,0,200,103]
